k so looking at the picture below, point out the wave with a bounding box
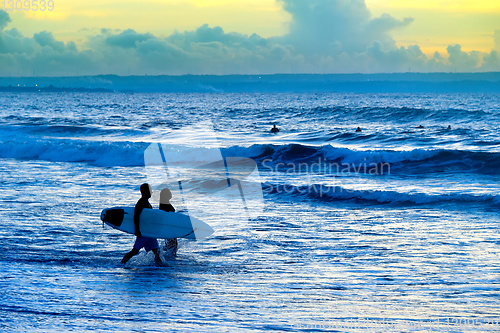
[290,105,492,123]
[231,144,500,175]
[1,133,499,174]
[264,183,500,206]
[0,137,147,167]
[0,122,144,138]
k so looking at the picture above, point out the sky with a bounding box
[1,0,500,76]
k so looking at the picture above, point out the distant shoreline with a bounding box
[0,85,113,93]
[1,73,499,93]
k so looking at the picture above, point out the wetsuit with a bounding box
[159,203,177,256]
[159,203,175,213]
[134,197,152,236]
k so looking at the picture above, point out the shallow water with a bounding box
[1,93,499,332]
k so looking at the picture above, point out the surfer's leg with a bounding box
[121,248,139,264]
[167,238,179,257]
[171,239,178,257]
[143,238,162,264]
[152,248,162,265]
[164,239,178,256]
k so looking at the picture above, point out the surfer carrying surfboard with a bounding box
[121,183,162,265]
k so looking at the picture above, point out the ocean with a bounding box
[0,92,499,332]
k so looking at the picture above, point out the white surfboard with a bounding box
[100,207,214,239]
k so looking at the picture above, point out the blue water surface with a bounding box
[0,92,499,332]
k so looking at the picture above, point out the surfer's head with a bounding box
[160,188,172,203]
[140,183,152,198]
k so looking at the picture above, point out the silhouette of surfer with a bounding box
[356,127,362,132]
[417,125,425,129]
[159,188,177,257]
[121,183,162,265]
[270,124,279,133]
[447,125,452,130]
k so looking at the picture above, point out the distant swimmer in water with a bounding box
[447,125,452,130]
[355,127,362,132]
[270,124,279,133]
[417,125,425,129]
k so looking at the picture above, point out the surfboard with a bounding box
[100,207,214,239]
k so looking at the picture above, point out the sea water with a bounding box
[0,92,499,332]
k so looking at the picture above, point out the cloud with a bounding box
[495,29,500,50]
[446,44,481,71]
[34,31,67,53]
[0,2,499,76]
[482,50,500,71]
[0,10,10,31]
[105,29,155,48]
[276,0,413,55]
